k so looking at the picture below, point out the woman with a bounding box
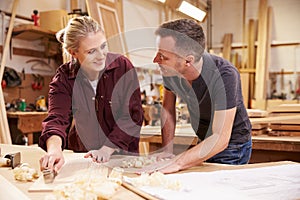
[39,16,143,172]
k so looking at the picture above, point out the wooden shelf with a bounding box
[212,40,300,50]
[12,24,56,41]
[239,69,300,74]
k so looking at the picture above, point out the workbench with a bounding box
[7,111,48,145]
[140,124,300,163]
[0,144,299,200]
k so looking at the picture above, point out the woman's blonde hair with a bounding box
[56,16,104,55]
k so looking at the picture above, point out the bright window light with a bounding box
[178,1,206,21]
[158,0,166,3]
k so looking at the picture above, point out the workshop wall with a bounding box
[1,0,299,104]
[0,0,70,106]
[211,0,300,100]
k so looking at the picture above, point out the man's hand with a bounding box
[84,146,116,163]
[137,155,180,174]
[151,151,175,161]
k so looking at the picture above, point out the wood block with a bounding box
[247,109,268,118]
[252,123,268,130]
[268,131,300,137]
[268,104,300,113]
[252,128,268,136]
[270,124,300,131]
[40,10,68,32]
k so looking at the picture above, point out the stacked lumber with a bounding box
[267,104,300,136]
[247,109,269,136]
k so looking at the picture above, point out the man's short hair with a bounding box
[155,19,206,62]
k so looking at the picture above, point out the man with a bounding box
[149,19,252,174]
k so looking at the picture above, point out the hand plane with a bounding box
[42,169,57,184]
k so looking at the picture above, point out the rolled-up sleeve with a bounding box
[39,68,73,151]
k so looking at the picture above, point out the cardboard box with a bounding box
[40,10,68,32]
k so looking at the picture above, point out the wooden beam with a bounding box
[247,19,256,69]
[0,45,60,59]
[0,0,19,144]
[254,0,270,109]
[222,33,233,61]
[241,0,247,69]
[240,72,250,108]
[165,0,182,9]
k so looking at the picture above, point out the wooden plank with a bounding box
[247,109,268,118]
[12,24,56,41]
[268,131,300,137]
[0,0,19,144]
[252,123,268,130]
[71,0,79,10]
[268,104,300,113]
[165,0,182,9]
[250,114,300,124]
[241,0,246,69]
[270,124,300,131]
[254,0,270,109]
[252,135,300,152]
[222,33,233,61]
[240,72,249,108]
[247,19,256,69]
[252,128,267,136]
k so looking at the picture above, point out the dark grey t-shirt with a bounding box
[163,52,251,144]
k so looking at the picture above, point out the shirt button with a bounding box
[100,96,104,99]
[92,97,95,100]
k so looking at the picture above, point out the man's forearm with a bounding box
[175,133,229,170]
[161,112,176,153]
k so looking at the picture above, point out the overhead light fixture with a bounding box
[158,0,166,3]
[178,1,206,22]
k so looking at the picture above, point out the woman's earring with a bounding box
[71,57,77,65]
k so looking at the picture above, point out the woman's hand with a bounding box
[39,149,64,173]
[84,146,116,163]
[40,135,64,173]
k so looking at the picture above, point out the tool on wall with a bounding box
[26,59,54,73]
[31,74,44,90]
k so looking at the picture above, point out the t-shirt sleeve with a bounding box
[213,67,238,110]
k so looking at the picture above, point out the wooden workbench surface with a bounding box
[6,111,48,118]
[0,144,298,200]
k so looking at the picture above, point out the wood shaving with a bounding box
[121,156,157,168]
[129,171,182,191]
[13,163,39,182]
[45,166,123,200]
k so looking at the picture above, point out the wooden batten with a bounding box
[222,33,233,61]
[0,0,20,144]
[254,0,272,109]
[247,19,256,69]
[165,0,182,10]
[240,72,250,108]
